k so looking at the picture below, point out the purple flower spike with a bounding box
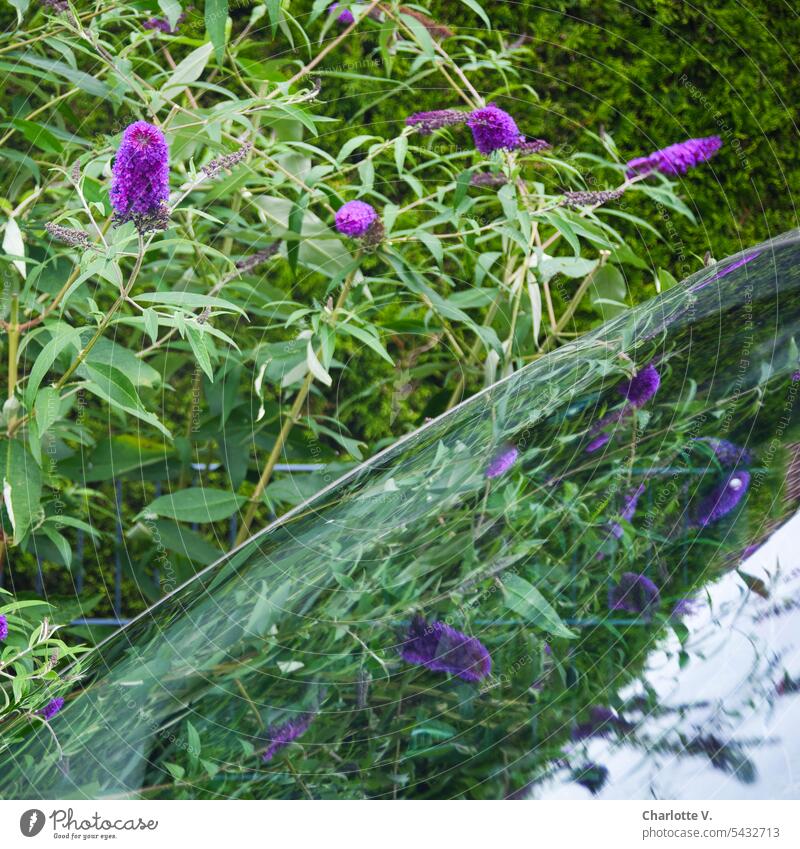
[329,3,355,24]
[485,444,519,479]
[617,363,660,407]
[466,105,522,154]
[518,138,551,155]
[400,615,492,683]
[38,697,64,721]
[608,572,660,617]
[694,471,750,527]
[110,121,170,232]
[262,713,315,763]
[626,135,722,178]
[335,200,378,238]
[586,432,611,454]
[406,109,467,135]
[0,614,7,642]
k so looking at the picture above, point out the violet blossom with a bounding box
[328,3,354,25]
[608,572,660,617]
[0,614,7,642]
[38,697,64,721]
[262,713,315,762]
[485,444,519,479]
[466,105,522,154]
[109,121,170,232]
[400,615,492,683]
[626,135,722,178]
[693,471,750,527]
[617,363,661,407]
[335,200,379,238]
[405,109,467,135]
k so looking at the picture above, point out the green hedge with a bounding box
[425,0,799,267]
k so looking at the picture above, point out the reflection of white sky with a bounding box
[538,512,800,800]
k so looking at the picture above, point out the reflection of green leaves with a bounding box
[501,574,577,639]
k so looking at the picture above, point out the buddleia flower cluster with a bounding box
[109,121,170,233]
[562,187,626,209]
[406,104,549,155]
[626,135,722,177]
[335,200,384,246]
[262,713,315,762]
[202,141,252,178]
[399,615,492,682]
[44,222,91,250]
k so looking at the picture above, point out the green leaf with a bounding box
[24,326,81,408]
[205,0,228,63]
[185,323,215,381]
[134,290,246,316]
[457,0,491,29]
[161,42,213,98]
[3,216,26,280]
[590,264,628,318]
[336,323,394,365]
[145,488,247,523]
[306,340,332,387]
[539,255,598,284]
[501,573,577,639]
[1,439,42,545]
[159,0,183,29]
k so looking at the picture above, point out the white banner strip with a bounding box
[0,799,797,848]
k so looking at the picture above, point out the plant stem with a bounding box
[53,235,146,393]
[235,267,359,544]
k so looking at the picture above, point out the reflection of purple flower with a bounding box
[586,432,611,454]
[400,615,492,682]
[694,437,751,468]
[466,105,522,154]
[608,572,660,617]
[110,121,170,231]
[626,136,722,177]
[572,706,618,741]
[691,251,761,292]
[406,109,467,135]
[572,762,609,795]
[609,483,645,539]
[792,371,800,383]
[0,614,7,641]
[694,471,750,527]
[617,363,660,407]
[671,597,697,618]
[38,697,64,720]
[262,713,315,762]
[335,200,378,237]
[485,444,519,478]
[328,3,354,24]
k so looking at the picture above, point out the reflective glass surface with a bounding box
[2,231,800,799]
